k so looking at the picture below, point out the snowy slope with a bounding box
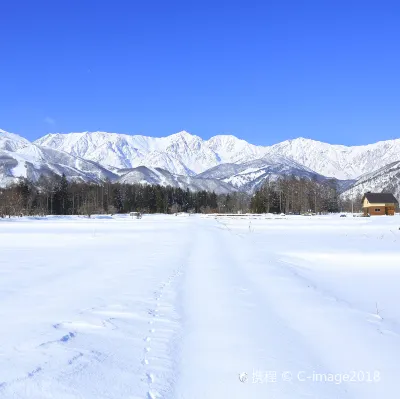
[266,137,400,179]
[342,160,400,200]
[0,129,31,151]
[198,155,336,193]
[0,149,117,187]
[35,131,221,175]
[35,130,400,180]
[118,166,237,194]
[35,132,269,175]
[0,130,117,186]
[206,135,268,164]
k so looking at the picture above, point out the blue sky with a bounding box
[1,0,399,145]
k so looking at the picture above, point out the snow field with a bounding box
[0,214,400,398]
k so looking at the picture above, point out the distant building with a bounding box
[362,193,398,216]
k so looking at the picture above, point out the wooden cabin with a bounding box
[362,193,398,216]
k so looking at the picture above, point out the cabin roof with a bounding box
[363,192,398,204]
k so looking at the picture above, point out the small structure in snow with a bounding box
[129,212,142,219]
[362,193,398,216]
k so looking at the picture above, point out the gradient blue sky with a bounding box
[1,0,399,145]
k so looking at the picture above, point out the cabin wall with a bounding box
[386,206,396,216]
[367,207,386,216]
[363,203,396,216]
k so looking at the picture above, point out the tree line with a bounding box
[0,174,360,218]
[0,175,250,217]
[249,176,361,214]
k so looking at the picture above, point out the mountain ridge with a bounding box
[34,130,400,180]
[2,128,400,195]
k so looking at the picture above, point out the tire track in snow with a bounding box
[174,217,351,399]
[216,217,399,399]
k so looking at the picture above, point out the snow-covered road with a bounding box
[1,214,400,398]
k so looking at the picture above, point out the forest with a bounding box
[0,174,360,217]
[249,176,361,214]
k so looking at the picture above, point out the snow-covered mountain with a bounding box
[198,154,338,193]
[0,129,31,152]
[35,131,222,176]
[266,137,400,180]
[35,131,271,176]
[0,129,237,193]
[342,160,400,200]
[117,166,236,194]
[0,130,117,187]
[3,128,400,195]
[35,130,400,180]
[206,135,268,164]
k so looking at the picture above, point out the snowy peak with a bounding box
[168,130,199,141]
[37,131,147,169]
[266,137,400,179]
[0,129,118,187]
[206,135,268,164]
[0,129,31,152]
[36,130,221,175]
[206,134,249,150]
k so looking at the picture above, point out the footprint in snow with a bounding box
[60,332,76,342]
[146,373,155,383]
[28,367,42,378]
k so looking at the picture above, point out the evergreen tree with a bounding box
[53,174,71,215]
[113,185,124,213]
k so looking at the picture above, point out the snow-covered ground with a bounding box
[1,214,400,398]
